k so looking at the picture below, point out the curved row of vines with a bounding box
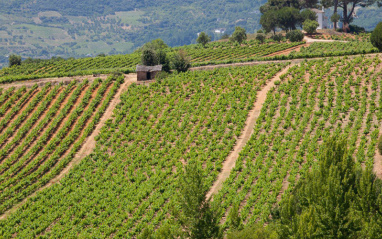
[0,76,123,215]
[0,63,286,238]
[211,55,382,230]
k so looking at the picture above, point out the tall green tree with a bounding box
[331,13,341,30]
[157,50,171,72]
[339,0,376,32]
[141,48,157,66]
[300,9,317,22]
[371,22,382,52]
[276,7,302,31]
[230,26,247,44]
[322,0,377,32]
[8,54,21,67]
[272,137,382,238]
[141,38,169,51]
[196,32,211,47]
[260,0,302,14]
[176,160,221,239]
[260,10,279,34]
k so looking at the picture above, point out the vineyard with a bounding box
[0,76,123,215]
[211,56,382,228]
[0,30,381,238]
[172,40,303,63]
[0,63,287,237]
[0,38,378,84]
[291,41,379,58]
[313,33,371,41]
[0,54,141,84]
[0,40,300,84]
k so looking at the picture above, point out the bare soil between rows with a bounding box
[206,64,294,200]
[0,74,137,220]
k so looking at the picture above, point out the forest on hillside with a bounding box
[0,0,380,68]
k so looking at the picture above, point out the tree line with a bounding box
[259,0,382,32]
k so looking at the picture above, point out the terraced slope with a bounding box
[0,63,286,238]
[0,77,123,214]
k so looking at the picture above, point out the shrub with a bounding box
[271,33,283,42]
[172,50,191,73]
[9,54,21,67]
[230,26,247,44]
[255,33,266,44]
[286,30,304,42]
[221,33,230,40]
[155,71,169,81]
[257,29,263,33]
[349,24,366,33]
[371,22,382,52]
[303,20,319,35]
[111,71,123,79]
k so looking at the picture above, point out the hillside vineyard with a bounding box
[0,64,286,237]
[0,77,123,215]
[213,56,382,228]
[1,55,381,237]
[0,39,377,84]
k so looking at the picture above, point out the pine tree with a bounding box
[273,137,382,238]
[176,160,221,239]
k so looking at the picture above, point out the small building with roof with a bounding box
[136,65,162,81]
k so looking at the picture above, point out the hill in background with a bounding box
[0,0,380,68]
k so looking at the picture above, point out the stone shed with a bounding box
[136,65,162,81]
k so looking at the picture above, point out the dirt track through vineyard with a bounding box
[374,147,382,179]
[0,74,137,220]
[206,64,294,200]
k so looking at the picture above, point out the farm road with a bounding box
[206,64,295,200]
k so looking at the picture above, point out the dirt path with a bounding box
[0,74,132,89]
[374,147,382,179]
[51,74,135,181]
[303,36,348,43]
[265,44,310,57]
[206,65,294,200]
[0,74,137,220]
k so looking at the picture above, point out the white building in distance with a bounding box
[311,8,328,29]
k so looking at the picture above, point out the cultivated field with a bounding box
[0,77,123,215]
[2,39,377,84]
[0,63,286,237]
[212,56,382,228]
[0,33,381,238]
